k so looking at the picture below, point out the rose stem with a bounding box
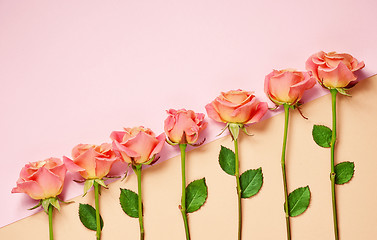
[234,138,242,240]
[330,89,339,240]
[48,203,54,240]
[179,143,190,240]
[282,104,291,240]
[134,164,145,240]
[94,181,101,240]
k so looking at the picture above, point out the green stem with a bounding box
[94,181,101,240]
[48,204,53,240]
[134,165,145,240]
[179,144,190,240]
[234,139,242,240]
[282,104,291,240]
[330,89,339,240]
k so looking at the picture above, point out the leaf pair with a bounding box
[219,146,263,198]
[79,204,104,231]
[119,179,208,217]
[312,125,355,184]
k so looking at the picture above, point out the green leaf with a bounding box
[119,188,139,218]
[240,168,263,198]
[186,178,208,213]
[287,186,311,217]
[335,161,355,184]
[78,203,104,231]
[218,146,235,176]
[312,125,332,148]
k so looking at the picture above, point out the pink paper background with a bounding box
[0,0,375,228]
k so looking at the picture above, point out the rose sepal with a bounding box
[165,137,179,146]
[82,178,108,197]
[217,123,230,137]
[228,123,241,141]
[140,155,156,166]
[335,87,351,96]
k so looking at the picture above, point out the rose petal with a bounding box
[28,167,64,199]
[205,102,223,123]
[319,61,357,88]
[12,180,45,200]
[150,133,165,157]
[245,101,268,124]
[110,131,126,143]
[63,156,85,172]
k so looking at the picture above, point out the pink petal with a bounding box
[29,167,64,199]
[205,102,223,123]
[63,156,85,172]
[113,140,139,158]
[164,115,176,133]
[150,133,166,156]
[72,148,98,178]
[110,131,126,143]
[319,61,357,88]
[288,74,316,102]
[95,158,117,179]
[12,180,45,200]
[245,101,268,124]
[126,131,160,163]
[49,164,67,183]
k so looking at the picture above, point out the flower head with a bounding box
[164,109,207,145]
[63,143,118,179]
[205,89,267,124]
[264,69,316,106]
[110,126,165,165]
[306,51,365,90]
[12,158,67,200]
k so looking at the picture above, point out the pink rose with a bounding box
[264,69,316,106]
[12,158,67,200]
[306,51,365,89]
[63,143,118,179]
[110,126,165,164]
[205,89,268,124]
[164,109,207,145]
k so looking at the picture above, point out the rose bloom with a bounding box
[63,143,118,179]
[110,126,165,165]
[164,109,207,145]
[306,51,365,89]
[12,158,67,200]
[205,89,268,124]
[264,69,316,106]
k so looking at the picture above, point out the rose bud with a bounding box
[264,69,316,106]
[164,109,207,145]
[12,158,67,200]
[63,143,118,180]
[306,51,365,90]
[110,126,165,165]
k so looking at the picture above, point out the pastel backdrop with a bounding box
[0,0,376,229]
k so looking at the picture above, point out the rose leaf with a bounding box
[78,203,104,231]
[335,161,355,184]
[312,125,332,148]
[286,186,311,217]
[186,178,208,213]
[119,188,139,218]
[218,146,236,176]
[240,168,263,198]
